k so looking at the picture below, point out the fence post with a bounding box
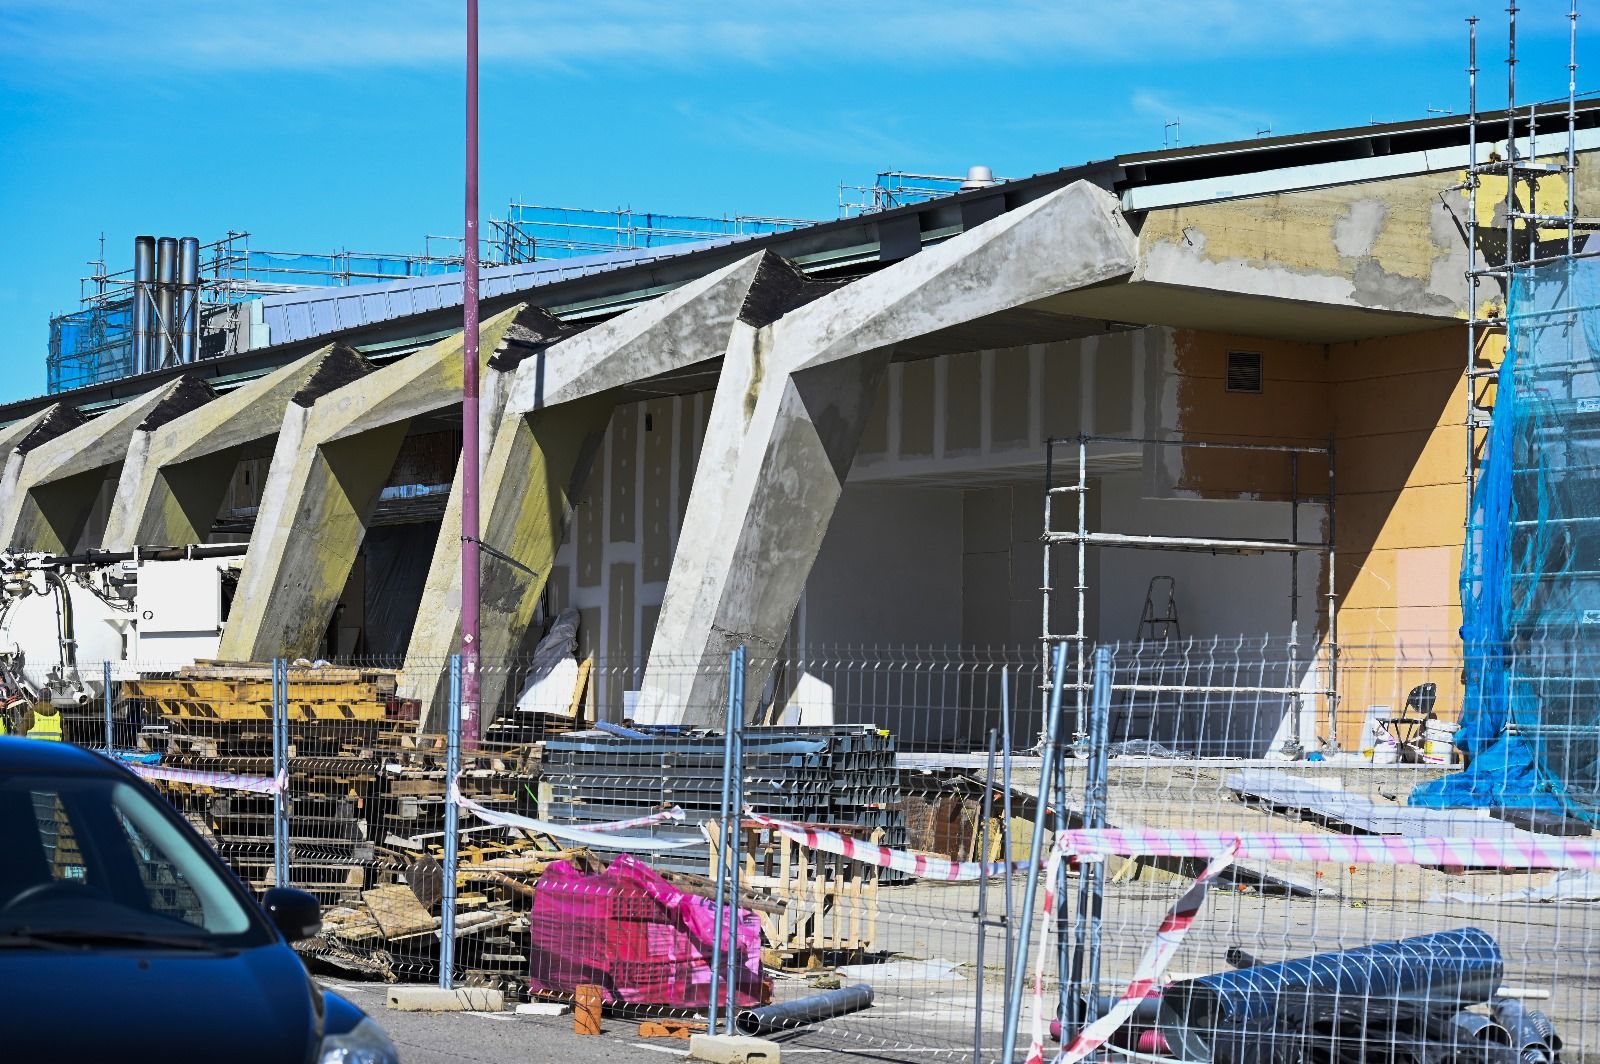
[102,660,114,753]
[1066,645,1113,1036]
[709,645,746,1035]
[440,654,462,990]
[973,727,999,1064]
[1000,665,1015,987]
[1000,641,1070,1063]
[271,658,290,896]
[724,644,746,1035]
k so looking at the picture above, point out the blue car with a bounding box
[0,736,399,1063]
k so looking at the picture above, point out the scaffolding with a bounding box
[1423,2,1600,818]
[49,205,819,393]
[486,203,813,264]
[837,170,1009,217]
[1040,434,1337,757]
[1462,3,1583,512]
[48,232,469,393]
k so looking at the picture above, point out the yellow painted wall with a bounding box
[1166,329,1331,500]
[1166,325,1476,746]
[1327,326,1471,746]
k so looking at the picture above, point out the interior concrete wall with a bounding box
[540,394,712,719]
[853,330,1150,479]
[800,483,963,648]
[1096,473,1325,640]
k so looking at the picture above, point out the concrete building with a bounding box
[8,107,1593,755]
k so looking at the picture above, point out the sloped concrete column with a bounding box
[0,405,82,505]
[103,344,373,550]
[0,379,214,552]
[219,305,543,661]
[639,181,1140,724]
[403,253,770,728]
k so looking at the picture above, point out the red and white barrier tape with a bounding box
[128,763,287,794]
[449,781,696,851]
[1018,819,1600,1064]
[1025,841,1238,1064]
[1057,825,1600,871]
[745,809,1036,881]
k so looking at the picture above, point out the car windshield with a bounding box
[0,773,268,947]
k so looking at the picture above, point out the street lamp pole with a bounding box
[461,0,482,743]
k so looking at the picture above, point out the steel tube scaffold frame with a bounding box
[1041,433,1338,756]
[1463,3,1582,521]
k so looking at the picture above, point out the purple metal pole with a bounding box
[461,0,482,743]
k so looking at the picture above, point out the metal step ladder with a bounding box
[1135,576,1181,641]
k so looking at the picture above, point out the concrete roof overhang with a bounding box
[18,97,1586,425]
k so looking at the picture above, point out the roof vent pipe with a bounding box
[960,165,997,190]
[154,237,179,370]
[176,237,200,364]
[132,236,156,375]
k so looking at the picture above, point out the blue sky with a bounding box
[0,1,1592,401]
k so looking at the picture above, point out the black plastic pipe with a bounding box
[735,984,874,1035]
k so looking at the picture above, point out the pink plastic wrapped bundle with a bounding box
[528,854,766,1008]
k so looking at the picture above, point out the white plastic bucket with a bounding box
[1371,739,1401,765]
[1421,719,1460,765]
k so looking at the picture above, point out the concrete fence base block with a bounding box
[515,1002,572,1017]
[385,986,505,1012]
[688,1033,781,1064]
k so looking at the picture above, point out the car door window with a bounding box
[29,790,88,885]
[113,805,206,928]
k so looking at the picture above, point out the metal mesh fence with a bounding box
[35,638,1600,1062]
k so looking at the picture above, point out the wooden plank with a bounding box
[568,656,593,725]
[362,883,437,938]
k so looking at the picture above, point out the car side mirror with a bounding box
[262,887,323,942]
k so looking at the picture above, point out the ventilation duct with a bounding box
[154,237,179,369]
[176,237,200,365]
[131,236,155,375]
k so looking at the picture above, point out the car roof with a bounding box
[0,736,122,776]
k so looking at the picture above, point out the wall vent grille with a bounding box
[1226,350,1263,393]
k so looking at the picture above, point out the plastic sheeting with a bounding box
[1414,252,1600,818]
[526,854,765,1009]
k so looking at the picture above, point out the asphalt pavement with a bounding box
[324,981,685,1064]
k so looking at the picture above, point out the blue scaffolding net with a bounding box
[1414,254,1600,818]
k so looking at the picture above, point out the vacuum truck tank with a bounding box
[0,546,245,736]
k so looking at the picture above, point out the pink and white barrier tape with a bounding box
[1056,825,1600,871]
[745,809,1037,881]
[450,781,696,851]
[129,763,287,794]
[1025,842,1238,1064]
[584,806,689,833]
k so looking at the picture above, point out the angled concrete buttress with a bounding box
[218,304,556,661]
[0,379,215,553]
[102,345,375,550]
[403,251,773,730]
[637,181,1140,725]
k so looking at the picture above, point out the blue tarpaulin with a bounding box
[1412,254,1600,818]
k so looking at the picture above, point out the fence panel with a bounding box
[40,637,1600,1063]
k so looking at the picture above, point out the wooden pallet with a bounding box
[707,821,880,966]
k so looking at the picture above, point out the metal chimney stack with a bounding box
[154,237,179,369]
[132,236,156,374]
[176,237,200,364]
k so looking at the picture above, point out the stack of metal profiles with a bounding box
[540,725,909,877]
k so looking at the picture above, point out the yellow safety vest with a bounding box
[28,710,63,741]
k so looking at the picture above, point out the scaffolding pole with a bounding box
[1041,433,1337,756]
[1462,4,1581,526]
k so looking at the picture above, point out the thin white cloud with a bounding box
[0,0,1491,74]
[1130,91,1277,146]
